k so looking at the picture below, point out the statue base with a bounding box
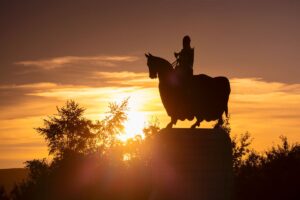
[150,128,233,200]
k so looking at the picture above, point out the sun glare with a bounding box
[118,111,146,142]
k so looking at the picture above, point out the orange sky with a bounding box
[0,0,300,168]
[1,69,299,168]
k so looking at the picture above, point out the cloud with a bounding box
[4,55,146,87]
[15,55,139,70]
[95,71,147,79]
[0,83,67,120]
[231,78,300,95]
[0,71,155,120]
[0,82,58,90]
[91,71,154,87]
[229,78,300,121]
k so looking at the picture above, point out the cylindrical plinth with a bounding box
[150,128,233,200]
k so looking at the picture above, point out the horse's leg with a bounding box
[214,116,224,129]
[166,117,177,129]
[191,116,202,129]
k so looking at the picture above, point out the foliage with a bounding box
[10,160,50,200]
[234,136,300,200]
[220,116,253,172]
[0,185,9,200]
[36,99,128,159]
[221,116,300,200]
[143,117,160,138]
[36,100,99,158]
[231,132,252,172]
[97,100,128,153]
[10,99,153,200]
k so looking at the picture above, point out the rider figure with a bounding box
[174,35,194,82]
[174,35,194,117]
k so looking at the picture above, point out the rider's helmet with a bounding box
[183,35,191,48]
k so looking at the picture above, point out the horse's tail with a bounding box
[221,77,230,118]
[225,78,230,118]
[225,105,228,118]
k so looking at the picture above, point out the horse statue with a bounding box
[145,53,231,129]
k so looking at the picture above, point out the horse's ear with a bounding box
[145,53,149,58]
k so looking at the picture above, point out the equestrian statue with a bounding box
[145,36,231,129]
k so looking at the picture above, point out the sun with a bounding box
[118,111,146,142]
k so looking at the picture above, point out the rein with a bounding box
[171,59,178,68]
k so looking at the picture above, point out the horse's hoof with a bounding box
[166,124,173,129]
[190,125,196,129]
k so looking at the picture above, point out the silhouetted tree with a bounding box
[35,100,98,158]
[231,132,252,172]
[10,159,50,200]
[10,99,153,200]
[36,100,128,160]
[143,118,160,138]
[220,117,300,200]
[235,136,300,200]
[220,116,253,172]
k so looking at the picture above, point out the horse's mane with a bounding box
[151,56,173,70]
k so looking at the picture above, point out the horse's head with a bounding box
[145,53,158,79]
[145,53,173,79]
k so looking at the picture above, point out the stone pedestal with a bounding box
[150,128,233,200]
